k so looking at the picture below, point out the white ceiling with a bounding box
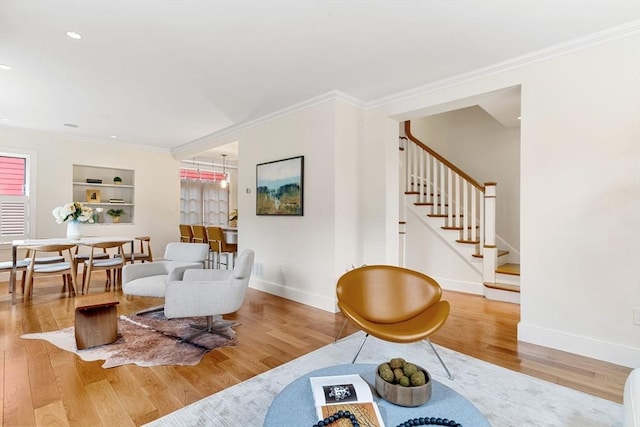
[1,1,638,160]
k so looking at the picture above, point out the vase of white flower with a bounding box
[66,220,83,240]
[52,201,94,240]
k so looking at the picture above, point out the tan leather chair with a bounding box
[191,225,208,244]
[179,224,194,243]
[206,226,237,269]
[335,265,453,379]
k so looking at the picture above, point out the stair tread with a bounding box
[472,250,509,258]
[496,263,520,276]
[484,282,520,293]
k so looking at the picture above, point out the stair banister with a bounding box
[403,121,495,266]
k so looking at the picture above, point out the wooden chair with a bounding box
[116,236,154,264]
[179,224,194,243]
[192,225,208,244]
[335,265,453,380]
[23,244,79,305]
[206,226,238,269]
[73,245,109,282]
[81,241,128,294]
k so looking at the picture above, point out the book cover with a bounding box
[309,374,385,427]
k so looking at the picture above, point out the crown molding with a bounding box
[172,90,366,158]
[366,20,640,110]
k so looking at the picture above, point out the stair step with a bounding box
[484,282,521,293]
[428,213,458,218]
[442,225,479,231]
[456,239,480,245]
[472,250,509,259]
[414,202,434,206]
[496,263,520,276]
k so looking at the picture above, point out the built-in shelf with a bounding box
[73,164,135,224]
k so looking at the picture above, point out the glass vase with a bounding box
[66,220,83,240]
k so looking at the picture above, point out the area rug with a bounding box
[145,332,623,427]
[21,311,238,368]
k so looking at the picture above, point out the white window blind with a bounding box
[0,154,29,243]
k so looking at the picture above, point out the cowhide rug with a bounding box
[21,311,238,368]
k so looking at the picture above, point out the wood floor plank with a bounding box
[0,275,632,427]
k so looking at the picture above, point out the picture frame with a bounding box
[256,155,304,216]
[86,189,101,203]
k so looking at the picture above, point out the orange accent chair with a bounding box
[179,224,193,243]
[335,265,453,379]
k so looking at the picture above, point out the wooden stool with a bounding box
[74,293,119,350]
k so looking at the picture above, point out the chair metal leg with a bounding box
[427,339,454,380]
[334,318,348,343]
[352,334,369,363]
[181,315,239,343]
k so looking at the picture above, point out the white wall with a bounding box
[229,99,364,312]
[0,127,182,270]
[382,32,640,367]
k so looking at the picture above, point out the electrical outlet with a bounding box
[634,307,640,326]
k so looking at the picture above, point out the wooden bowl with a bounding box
[374,363,432,407]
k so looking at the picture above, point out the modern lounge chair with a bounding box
[335,264,453,380]
[164,249,254,342]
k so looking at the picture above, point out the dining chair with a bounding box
[73,244,110,283]
[179,224,194,243]
[206,226,238,269]
[22,244,79,305]
[81,240,128,294]
[116,236,154,264]
[192,225,208,244]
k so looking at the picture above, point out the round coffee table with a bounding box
[264,364,490,426]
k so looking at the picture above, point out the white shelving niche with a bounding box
[73,164,135,224]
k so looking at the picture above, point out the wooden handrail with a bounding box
[404,121,484,192]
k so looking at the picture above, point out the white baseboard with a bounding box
[518,322,640,369]
[436,277,485,295]
[249,277,338,313]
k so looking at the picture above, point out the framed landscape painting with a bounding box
[256,156,304,216]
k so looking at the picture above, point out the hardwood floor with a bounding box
[0,274,632,426]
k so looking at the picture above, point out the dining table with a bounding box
[9,236,136,305]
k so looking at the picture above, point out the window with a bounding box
[0,152,32,243]
[180,167,229,226]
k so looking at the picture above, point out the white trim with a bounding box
[518,322,640,369]
[171,90,365,159]
[249,277,338,313]
[367,20,640,110]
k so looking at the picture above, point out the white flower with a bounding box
[52,201,94,223]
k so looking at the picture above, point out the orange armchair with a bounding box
[335,265,453,379]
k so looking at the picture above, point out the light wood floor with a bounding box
[0,274,632,426]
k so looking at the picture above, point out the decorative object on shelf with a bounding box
[107,208,125,223]
[93,207,104,223]
[109,198,125,204]
[113,176,122,185]
[52,201,94,239]
[229,209,238,227]
[85,189,101,203]
[86,178,102,184]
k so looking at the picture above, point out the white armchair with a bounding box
[625,368,639,427]
[164,249,255,342]
[122,242,209,298]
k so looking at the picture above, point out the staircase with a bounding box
[400,121,520,303]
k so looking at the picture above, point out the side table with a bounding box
[74,293,119,350]
[264,364,491,426]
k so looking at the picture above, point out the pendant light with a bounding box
[220,154,228,188]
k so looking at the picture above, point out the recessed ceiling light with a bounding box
[517,116,522,120]
[64,123,79,128]
[1,118,9,122]
[66,31,82,39]
[110,135,117,139]
[0,64,11,70]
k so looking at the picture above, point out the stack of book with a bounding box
[109,199,125,204]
